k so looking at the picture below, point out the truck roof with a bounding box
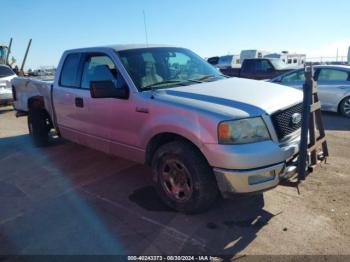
[65,44,178,53]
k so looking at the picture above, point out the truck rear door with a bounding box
[53,52,85,133]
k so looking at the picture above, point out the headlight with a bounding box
[218,117,270,144]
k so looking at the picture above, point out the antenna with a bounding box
[143,10,149,46]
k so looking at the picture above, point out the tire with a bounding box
[28,108,50,146]
[151,140,219,214]
[339,96,350,118]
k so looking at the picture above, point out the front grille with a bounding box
[271,103,303,140]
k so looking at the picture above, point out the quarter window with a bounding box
[317,69,349,81]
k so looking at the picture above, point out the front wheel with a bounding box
[28,108,51,146]
[339,96,350,118]
[151,140,219,214]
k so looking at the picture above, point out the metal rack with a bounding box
[280,65,329,191]
[297,65,329,181]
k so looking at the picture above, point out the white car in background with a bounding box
[0,64,16,104]
[270,65,350,118]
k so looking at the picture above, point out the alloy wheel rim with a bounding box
[160,159,193,202]
[343,98,350,116]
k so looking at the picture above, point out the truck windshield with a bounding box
[0,66,15,78]
[117,47,224,91]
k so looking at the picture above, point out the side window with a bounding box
[81,55,118,89]
[0,66,15,77]
[243,60,257,73]
[60,53,81,87]
[257,60,273,73]
[281,70,305,83]
[317,69,349,81]
[207,57,219,65]
[218,55,232,67]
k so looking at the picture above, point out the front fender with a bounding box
[140,113,210,151]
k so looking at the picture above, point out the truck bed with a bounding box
[220,67,241,77]
[12,77,53,116]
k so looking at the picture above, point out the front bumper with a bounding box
[205,131,301,196]
[214,161,297,196]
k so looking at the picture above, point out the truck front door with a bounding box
[75,52,147,160]
[53,51,147,161]
[315,68,350,111]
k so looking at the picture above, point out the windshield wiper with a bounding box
[191,74,221,82]
[142,79,202,91]
[143,80,185,90]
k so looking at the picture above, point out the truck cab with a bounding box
[221,58,293,79]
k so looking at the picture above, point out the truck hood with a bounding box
[155,77,303,117]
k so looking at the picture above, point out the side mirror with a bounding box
[90,80,129,99]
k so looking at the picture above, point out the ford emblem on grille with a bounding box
[291,113,302,125]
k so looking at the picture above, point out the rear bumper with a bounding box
[0,93,13,104]
[213,161,297,196]
[0,92,13,103]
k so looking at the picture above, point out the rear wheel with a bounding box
[151,140,219,214]
[28,108,51,146]
[339,96,350,118]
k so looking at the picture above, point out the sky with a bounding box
[1,0,350,69]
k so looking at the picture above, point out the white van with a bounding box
[240,50,269,64]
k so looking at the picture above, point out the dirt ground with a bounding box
[0,105,349,257]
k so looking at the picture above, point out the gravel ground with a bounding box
[0,105,349,257]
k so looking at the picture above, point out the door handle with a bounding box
[75,97,84,108]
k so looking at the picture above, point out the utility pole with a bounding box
[6,38,12,66]
[336,48,339,62]
[20,39,32,76]
[143,10,149,46]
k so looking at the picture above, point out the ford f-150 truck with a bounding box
[218,58,295,79]
[12,45,303,213]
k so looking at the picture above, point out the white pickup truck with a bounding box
[0,64,17,104]
[12,44,303,213]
